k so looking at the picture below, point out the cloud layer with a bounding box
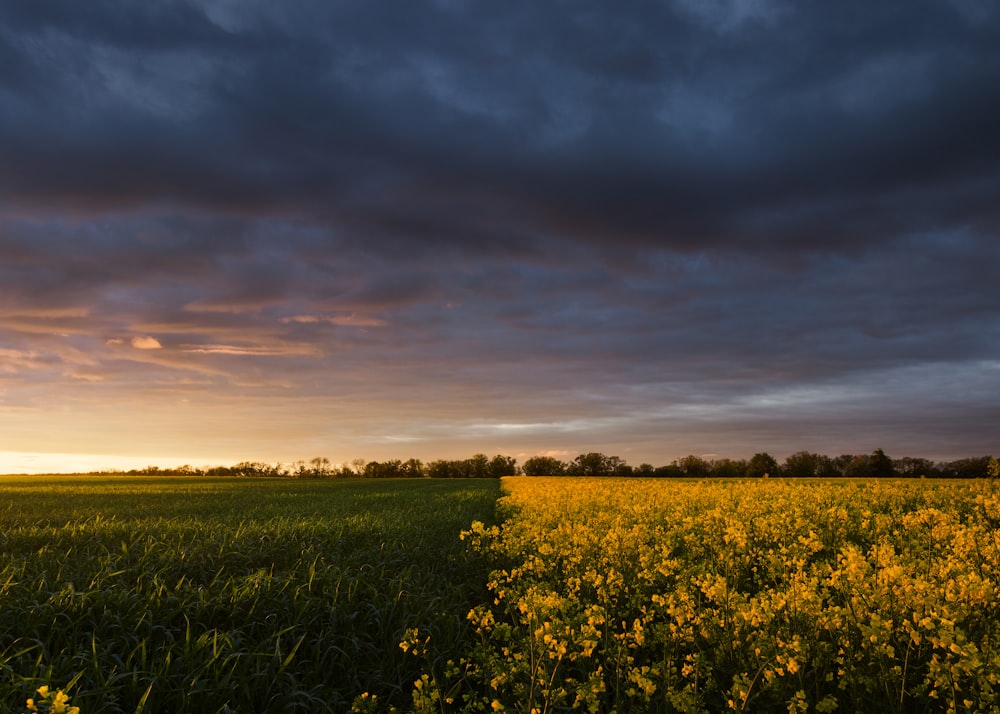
[1,1,998,469]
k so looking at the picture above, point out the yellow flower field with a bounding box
[417,477,1000,713]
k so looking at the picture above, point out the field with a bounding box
[0,476,500,713]
[442,478,1000,713]
[3,476,1000,713]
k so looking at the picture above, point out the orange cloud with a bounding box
[131,336,163,350]
[180,343,320,357]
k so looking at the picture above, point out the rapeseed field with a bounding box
[413,477,1000,713]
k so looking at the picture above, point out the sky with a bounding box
[1,0,999,474]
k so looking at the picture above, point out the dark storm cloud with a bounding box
[3,0,997,251]
[1,0,998,465]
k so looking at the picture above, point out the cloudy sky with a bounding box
[2,0,998,473]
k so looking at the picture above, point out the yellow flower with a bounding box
[26,686,79,714]
[51,690,73,714]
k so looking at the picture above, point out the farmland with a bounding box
[4,476,1000,713]
[444,478,1000,713]
[0,476,500,713]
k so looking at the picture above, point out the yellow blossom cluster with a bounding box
[449,478,1000,712]
[25,686,80,714]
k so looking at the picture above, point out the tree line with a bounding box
[123,449,999,479]
[522,450,1000,479]
[126,454,519,479]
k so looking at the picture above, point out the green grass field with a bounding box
[0,476,501,713]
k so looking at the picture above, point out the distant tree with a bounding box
[843,454,870,478]
[488,454,518,478]
[570,453,618,476]
[710,458,746,479]
[831,455,855,477]
[815,455,840,478]
[363,460,404,478]
[387,459,405,478]
[522,456,566,476]
[654,464,685,478]
[868,449,895,478]
[467,454,491,479]
[572,452,604,476]
[232,461,278,478]
[989,457,1000,479]
[635,463,655,477]
[421,457,506,478]
[746,453,779,479]
[401,458,424,478]
[676,455,712,478]
[607,456,630,476]
[426,460,454,478]
[784,451,822,478]
[306,457,332,478]
[943,456,992,478]
[893,456,937,478]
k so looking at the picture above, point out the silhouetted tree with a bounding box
[232,461,279,478]
[893,456,937,478]
[571,453,619,476]
[488,454,518,478]
[746,453,779,478]
[334,464,356,478]
[363,460,404,478]
[784,451,822,478]
[302,457,331,478]
[426,460,453,478]
[401,458,424,478]
[711,458,746,478]
[466,454,489,478]
[815,455,841,478]
[824,455,848,476]
[654,464,684,478]
[843,454,869,478]
[676,455,712,478]
[942,456,992,478]
[522,456,566,476]
[868,449,895,478]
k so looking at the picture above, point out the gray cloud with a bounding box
[1,1,998,468]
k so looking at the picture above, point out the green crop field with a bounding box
[0,476,500,714]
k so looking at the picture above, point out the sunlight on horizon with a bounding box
[0,451,233,475]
